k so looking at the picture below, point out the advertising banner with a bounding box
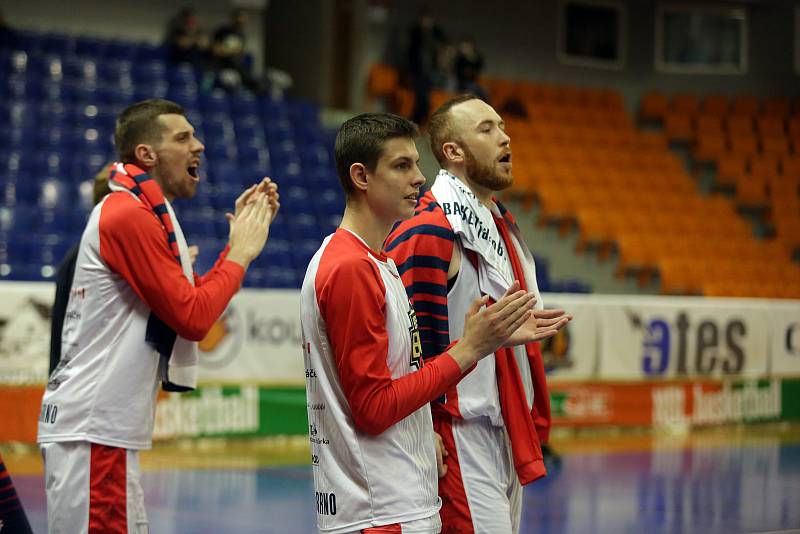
[768,302,800,375]
[537,293,599,380]
[0,282,54,385]
[596,296,770,380]
[550,378,792,428]
[196,289,305,384]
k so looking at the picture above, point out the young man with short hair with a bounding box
[301,112,539,533]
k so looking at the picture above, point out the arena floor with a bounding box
[5,424,800,533]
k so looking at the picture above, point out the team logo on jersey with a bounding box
[408,303,422,370]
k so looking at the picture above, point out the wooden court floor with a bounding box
[4,423,800,533]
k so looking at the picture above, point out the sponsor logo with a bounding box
[563,388,610,419]
[408,303,422,370]
[308,424,330,445]
[651,381,781,427]
[153,386,259,439]
[627,310,746,376]
[198,306,243,370]
[316,492,337,516]
[786,322,800,356]
[70,287,87,299]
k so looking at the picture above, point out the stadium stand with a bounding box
[0,29,342,288]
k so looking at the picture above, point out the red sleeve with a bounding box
[194,245,231,286]
[99,194,245,341]
[318,257,462,435]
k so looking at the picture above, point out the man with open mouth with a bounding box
[386,94,571,534]
[37,98,279,534]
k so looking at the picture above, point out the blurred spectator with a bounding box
[455,36,488,100]
[434,40,458,91]
[164,7,210,68]
[407,8,445,123]
[208,8,263,94]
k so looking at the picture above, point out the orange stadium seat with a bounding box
[763,96,791,117]
[750,156,780,179]
[788,117,800,140]
[761,136,791,158]
[665,112,693,142]
[693,132,726,163]
[700,94,729,117]
[716,154,747,188]
[429,89,459,116]
[726,116,754,137]
[729,134,759,157]
[782,157,800,178]
[757,116,786,138]
[732,95,760,116]
[672,93,699,115]
[366,63,399,99]
[695,114,724,135]
[735,174,768,208]
[392,87,414,118]
[639,91,668,122]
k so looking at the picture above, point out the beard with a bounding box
[463,144,513,192]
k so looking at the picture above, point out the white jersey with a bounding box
[38,191,243,449]
[301,228,462,533]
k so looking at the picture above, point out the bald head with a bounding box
[428,95,513,192]
[428,95,503,168]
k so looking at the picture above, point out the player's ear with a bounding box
[442,142,463,164]
[134,143,157,167]
[349,162,369,193]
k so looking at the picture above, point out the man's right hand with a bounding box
[447,281,536,372]
[226,192,273,270]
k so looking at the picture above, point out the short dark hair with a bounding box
[428,93,482,167]
[334,113,419,197]
[115,99,185,164]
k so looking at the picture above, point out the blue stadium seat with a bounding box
[75,36,106,58]
[133,80,169,101]
[312,188,343,218]
[136,43,168,63]
[288,99,319,126]
[131,60,167,83]
[105,40,137,61]
[41,33,76,56]
[259,98,289,120]
[289,213,320,241]
[199,91,231,115]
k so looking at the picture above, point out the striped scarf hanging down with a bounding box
[109,162,197,392]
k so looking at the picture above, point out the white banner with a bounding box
[0,282,54,384]
[196,289,305,384]
[768,302,800,375]
[596,296,770,379]
[1,282,798,385]
[537,293,599,380]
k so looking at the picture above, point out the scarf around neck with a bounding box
[109,163,198,392]
[431,169,546,485]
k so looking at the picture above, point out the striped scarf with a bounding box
[109,163,183,385]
